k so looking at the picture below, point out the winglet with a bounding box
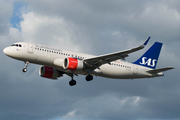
[139,36,150,49]
[143,36,151,46]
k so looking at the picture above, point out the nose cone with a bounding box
[3,47,9,55]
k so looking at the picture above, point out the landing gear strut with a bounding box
[22,61,29,72]
[86,74,93,81]
[67,74,77,86]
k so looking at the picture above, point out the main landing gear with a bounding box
[22,61,29,72]
[68,74,94,86]
[68,74,77,86]
[69,79,77,86]
[86,74,93,81]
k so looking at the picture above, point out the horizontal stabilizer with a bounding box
[146,67,174,74]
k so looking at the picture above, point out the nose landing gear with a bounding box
[22,61,29,72]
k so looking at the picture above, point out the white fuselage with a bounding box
[3,42,163,79]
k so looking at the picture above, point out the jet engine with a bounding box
[63,57,85,71]
[39,66,63,79]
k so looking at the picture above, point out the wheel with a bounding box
[22,68,27,72]
[69,80,77,86]
[86,74,93,81]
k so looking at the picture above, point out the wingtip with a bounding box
[168,67,175,70]
[143,36,151,46]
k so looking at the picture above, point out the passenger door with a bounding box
[28,42,33,53]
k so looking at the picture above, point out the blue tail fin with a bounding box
[133,42,163,69]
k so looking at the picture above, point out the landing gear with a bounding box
[69,80,77,86]
[67,74,77,86]
[66,74,93,86]
[22,61,29,72]
[86,74,93,81]
[22,68,27,72]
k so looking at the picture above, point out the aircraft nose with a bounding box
[3,47,9,55]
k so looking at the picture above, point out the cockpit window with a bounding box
[11,44,22,47]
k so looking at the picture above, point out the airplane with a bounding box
[3,37,174,86]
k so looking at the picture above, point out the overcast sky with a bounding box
[0,0,180,120]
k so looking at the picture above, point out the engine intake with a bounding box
[39,66,63,79]
[63,57,85,71]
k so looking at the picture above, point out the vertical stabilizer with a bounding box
[133,42,163,69]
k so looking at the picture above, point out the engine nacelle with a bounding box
[39,66,63,79]
[63,57,85,71]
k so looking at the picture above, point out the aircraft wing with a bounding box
[84,37,150,69]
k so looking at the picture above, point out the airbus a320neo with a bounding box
[3,37,174,86]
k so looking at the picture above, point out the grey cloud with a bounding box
[0,1,13,35]
[20,0,180,53]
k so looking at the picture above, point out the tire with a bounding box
[86,75,93,81]
[22,68,27,72]
[69,80,76,86]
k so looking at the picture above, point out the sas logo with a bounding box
[139,57,157,67]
